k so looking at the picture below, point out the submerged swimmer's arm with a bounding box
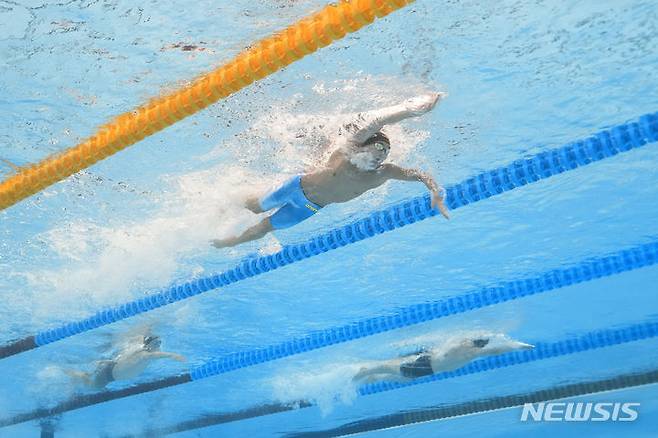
[148,351,187,362]
[343,92,446,145]
[380,164,450,219]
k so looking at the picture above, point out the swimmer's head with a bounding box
[468,333,534,356]
[143,335,162,352]
[350,132,390,170]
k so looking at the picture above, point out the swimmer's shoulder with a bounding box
[115,347,154,364]
[326,145,351,167]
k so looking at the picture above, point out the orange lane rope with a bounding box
[0,0,414,211]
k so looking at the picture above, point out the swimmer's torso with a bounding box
[111,349,154,380]
[429,343,479,373]
[301,151,387,206]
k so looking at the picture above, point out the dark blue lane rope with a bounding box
[289,367,658,438]
[141,367,658,437]
[0,112,653,359]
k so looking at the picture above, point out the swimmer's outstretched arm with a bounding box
[344,92,446,146]
[148,351,187,362]
[380,164,450,219]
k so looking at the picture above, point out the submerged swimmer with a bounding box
[352,333,534,385]
[66,335,185,390]
[212,92,450,248]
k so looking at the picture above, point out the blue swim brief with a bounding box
[259,175,322,230]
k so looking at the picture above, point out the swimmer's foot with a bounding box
[63,369,92,386]
[352,366,368,382]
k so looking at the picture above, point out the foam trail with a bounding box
[25,166,254,321]
[271,363,362,416]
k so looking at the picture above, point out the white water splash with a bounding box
[270,362,363,416]
[25,165,260,320]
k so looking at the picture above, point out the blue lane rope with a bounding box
[189,241,658,380]
[21,111,656,350]
[2,318,657,428]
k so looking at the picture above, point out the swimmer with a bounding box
[65,335,185,390]
[352,332,534,384]
[212,92,450,248]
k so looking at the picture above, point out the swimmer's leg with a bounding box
[352,361,403,383]
[212,217,274,249]
[359,373,411,384]
[247,177,299,214]
[245,196,264,214]
[63,369,93,387]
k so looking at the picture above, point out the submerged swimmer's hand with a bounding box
[405,92,447,116]
[431,189,450,219]
[171,353,187,363]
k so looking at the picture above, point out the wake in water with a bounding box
[270,362,363,416]
[24,165,261,320]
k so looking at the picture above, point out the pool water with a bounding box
[1,0,657,436]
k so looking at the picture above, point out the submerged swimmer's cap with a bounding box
[472,338,490,348]
[144,335,161,351]
[361,132,390,150]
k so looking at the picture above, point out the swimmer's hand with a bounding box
[153,352,187,362]
[431,189,450,220]
[381,165,449,219]
[404,92,446,116]
[171,353,187,363]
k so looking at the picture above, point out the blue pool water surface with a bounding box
[1,0,657,436]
